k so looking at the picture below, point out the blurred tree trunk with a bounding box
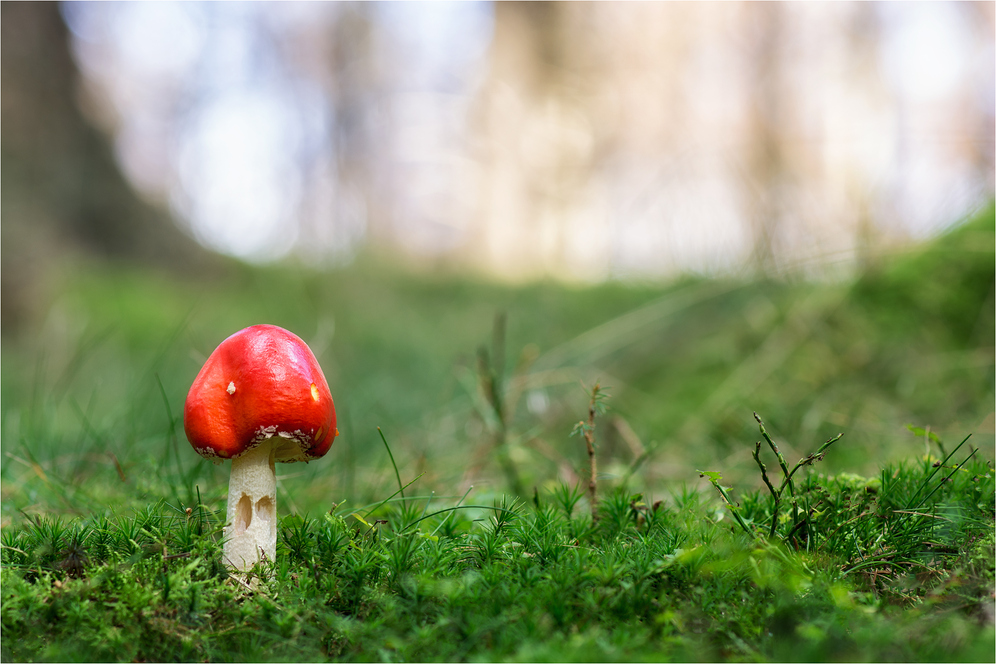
[744,2,786,274]
[325,3,382,250]
[846,4,887,273]
[473,1,597,279]
[1,2,217,335]
[964,2,996,186]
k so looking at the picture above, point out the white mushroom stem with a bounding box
[223,438,277,571]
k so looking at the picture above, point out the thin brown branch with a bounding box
[583,382,602,523]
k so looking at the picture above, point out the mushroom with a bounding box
[183,324,337,570]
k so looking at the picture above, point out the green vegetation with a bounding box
[2,423,993,662]
[1,204,993,661]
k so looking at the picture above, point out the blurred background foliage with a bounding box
[2,208,991,522]
[1,2,993,523]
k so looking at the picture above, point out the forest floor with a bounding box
[2,206,993,661]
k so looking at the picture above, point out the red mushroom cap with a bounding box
[183,324,337,462]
